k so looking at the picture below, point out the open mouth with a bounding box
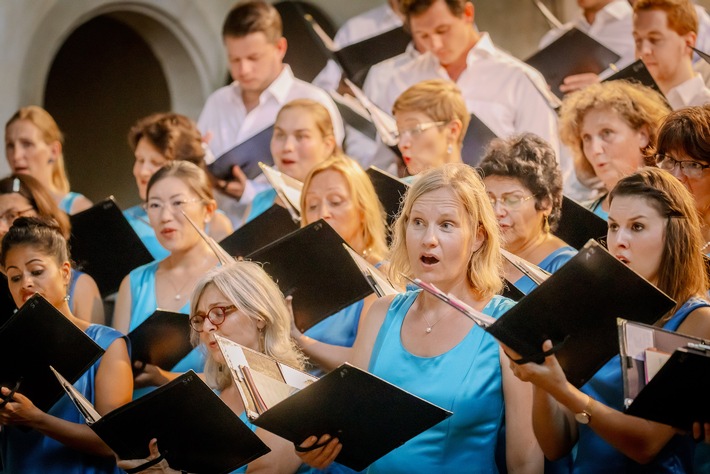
[421,255,439,265]
[616,255,630,265]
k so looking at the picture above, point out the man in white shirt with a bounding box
[198,1,344,227]
[633,0,710,110]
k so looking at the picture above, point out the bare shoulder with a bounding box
[71,194,94,214]
[678,304,710,340]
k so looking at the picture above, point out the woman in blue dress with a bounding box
[113,161,221,393]
[125,112,233,260]
[4,106,92,215]
[558,81,669,220]
[298,164,542,473]
[481,133,576,295]
[290,156,388,377]
[508,168,710,473]
[0,216,132,473]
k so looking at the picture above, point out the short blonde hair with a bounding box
[392,79,471,147]
[189,261,305,390]
[301,156,388,260]
[558,81,669,187]
[388,163,504,299]
[276,99,336,144]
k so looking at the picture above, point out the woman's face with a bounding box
[662,149,710,217]
[395,111,450,176]
[607,195,665,285]
[580,107,649,191]
[0,193,37,239]
[4,244,70,309]
[483,175,546,252]
[197,284,263,363]
[304,169,363,247]
[5,120,59,186]
[406,187,483,289]
[133,138,168,201]
[271,108,334,182]
[146,176,210,253]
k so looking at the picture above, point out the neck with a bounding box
[443,30,479,81]
[165,240,216,270]
[506,230,549,261]
[657,59,695,95]
[444,147,463,165]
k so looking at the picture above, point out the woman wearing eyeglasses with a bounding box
[480,134,576,296]
[653,105,710,254]
[559,81,670,219]
[392,79,469,178]
[113,161,219,395]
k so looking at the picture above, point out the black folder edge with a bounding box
[554,196,608,250]
[127,310,192,371]
[365,166,409,226]
[487,240,675,387]
[90,371,270,473]
[0,294,104,413]
[604,59,664,96]
[207,126,275,181]
[219,204,299,258]
[252,363,452,471]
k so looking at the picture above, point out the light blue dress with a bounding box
[123,205,170,261]
[575,297,708,473]
[245,188,277,224]
[128,261,205,398]
[585,195,608,221]
[59,191,86,215]
[1,325,126,474]
[366,290,514,473]
[513,246,577,295]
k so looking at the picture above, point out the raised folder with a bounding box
[604,59,663,95]
[409,240,675,387]
[365,166,409,228]
[619,320,710,430]
[70,197,153,297]
[216,337,452,471]
[554,196,608,250]
[54,369,269,474]
[207,126,274,181]
[247,220,374,333]
[127,310,192,371]
[219,204,299,257]
[0,294,103,413]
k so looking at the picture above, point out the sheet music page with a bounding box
[50,366,101,424]
[624,323,655,359]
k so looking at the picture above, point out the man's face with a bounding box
[224,32,286,95]
[633,9,694,84]
[409,0,475,67]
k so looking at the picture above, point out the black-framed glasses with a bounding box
[189,305,237,332]
[655,154,710,179]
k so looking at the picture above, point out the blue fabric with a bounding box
[123,205,170,261]
[366,291,514,473]
[1,325,126,474]
[585,195,608,221]
[67,268,83,314]
[59,192,84,215]
[245,188,278,224]
[128,261,205,398]
[513,246,577,295]
[574,297,709,474]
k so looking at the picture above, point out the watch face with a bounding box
[575,411,591,425]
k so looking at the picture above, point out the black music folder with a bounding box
[219,205,299,258]
[252,363,452,471]
[619,320,710,430]
[604,59,663,95]
[502,279,525,302]
[127,310,192,371]
[462,114,499,167]
[366,166,409,228]
[554,196,608,250]
[0,294,103,412]
[58,370,269,474]
[70,197,153,297]
[246,220,374,333]
[331,91,378,140]
[525,28,621,99]
[207,126,274,181]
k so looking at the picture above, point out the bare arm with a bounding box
[207,212,234,242]
[70,195,93,214]
[113,275,133,334]
[72,273,105,324]
[246,429,302,474]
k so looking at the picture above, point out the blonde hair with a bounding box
[189,262,305,390]
[388,163,504,299]
[276,99,336,145]
[558,81,670,187]
[392,79,470,147]
[6,106,70,194]
[301,156,388,260]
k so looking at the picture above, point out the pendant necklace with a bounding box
[421,312,445,334]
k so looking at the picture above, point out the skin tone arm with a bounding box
[0,337,133,457]
[69,195,93,215]
[112,275,132,334]
[72,273,105,324]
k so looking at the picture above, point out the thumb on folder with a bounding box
[558,73,601,94]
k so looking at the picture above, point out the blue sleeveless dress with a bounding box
[123,205,170,261]
[128,261,205,398]
[1,325,127,474]
[245,188,277,224]
[366,291,514,473]
[513,246,577,295]
[585,195,608,221]
[574,297,708,473]
[59,192,86,215]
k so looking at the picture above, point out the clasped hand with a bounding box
[0,385,42,427]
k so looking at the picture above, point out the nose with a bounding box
[637,39,653,58]
[315,201,332,220]
[139,161,153,179]
[202,316,219,333]
[422,223,438,247]
[614,227,632,249]
[21,272,34,290]
[282,134,296,152]
[492,200,507,218]
[669,164,687,183]
[430,34,444,54]
[236,60,252,78]
[588,136,605,157]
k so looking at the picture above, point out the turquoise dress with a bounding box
[1,325,126,474]
[575,297,708,473]
[67,268,84,314]
[366,291,514,473]
[245,188,278,224]
[124,205,170,261]
[127,261,205,398]
[585,195,608,221]
[513,246,577,295]
[59,191,86,215]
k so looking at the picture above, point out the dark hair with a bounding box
[1,216,69,268]
[654,105,710,165]
[479,133,563,231]
[399,0,466,18]
[128,113,205,167]
[222,1,282,42]
[0,175,71,239]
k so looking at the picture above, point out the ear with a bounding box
[203,199,217,224]
[276,37,288,61]
[323,134,337,157]
[637,124,650,150]
[471,223,485,254]
[60,261,72,288]
[256,318,266,330]
[464,1,475,25]
[49,141,62,164]
[685,31,697,52]
[447,119,463,144]
[538,195,552,213]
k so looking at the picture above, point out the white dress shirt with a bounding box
[198,65,344,227]
[666,74,710,110]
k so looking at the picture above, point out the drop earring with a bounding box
[543,214,550,233]
[447,143,453,155]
